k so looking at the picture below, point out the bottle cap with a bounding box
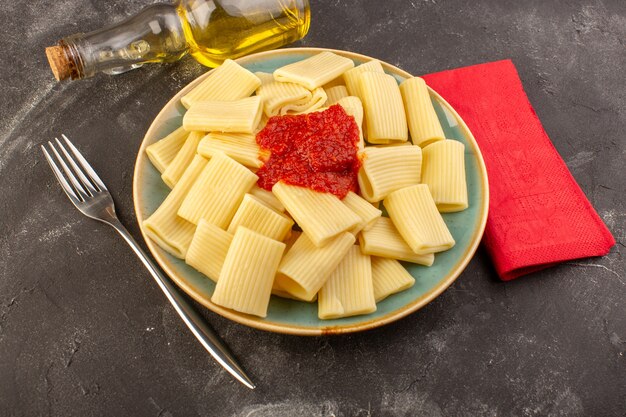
[45,45,72,81]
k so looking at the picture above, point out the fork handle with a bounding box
[109,219,256,389]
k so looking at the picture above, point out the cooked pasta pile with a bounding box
[144,52,468,320]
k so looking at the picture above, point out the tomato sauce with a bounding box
[256,105,361,199]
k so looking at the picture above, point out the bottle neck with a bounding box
[57,3,189,80]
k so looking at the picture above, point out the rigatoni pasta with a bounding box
[254,72,275,84]
[255,75,312,117]
[211,227,285,317]
[337,96,365,148]
[248,185,285,213]
[255,70,327,115]
[281,87,327,115]
[357,145,422,202]
[181,59,261,108]
[371,257,415,302]
[255,113,269,135]
[359,71,408,143]
[227,194,294,241]
[146,127,188,173]
[161,131,204,188]
[384,184,455,254]
[359,217,434,266]
[343,59,385,98]
[272,182,361,247]
[271,278,307,301]
[373,142,412,147]
[185,220,233,282]
[143,155,208,258]
[318,245,376,319]
[325,85,349,106]
[275,232,355,301]
[399,77,445,147]
[273,51,355,90]
[421,140,468,212]
[271,231,307,300]
[342,60,385,141]
[321,76,346,89]
[342,191,382,234]
[178,152,258,227]
[197,132,265,169]
[183,96,263,133]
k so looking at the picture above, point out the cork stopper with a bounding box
[46,45,72,81]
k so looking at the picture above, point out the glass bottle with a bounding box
[46,0,310,81]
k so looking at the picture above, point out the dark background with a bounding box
[1,0,625,415]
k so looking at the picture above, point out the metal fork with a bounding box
[41,135,255,389]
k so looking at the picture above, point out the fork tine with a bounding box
[55,137,98,196]
[62,134,108,192]
[48,140,90,200]
[41,145,81,203]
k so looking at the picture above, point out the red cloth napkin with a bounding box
[422,60,615,281]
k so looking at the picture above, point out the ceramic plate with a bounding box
[133,48,489,336]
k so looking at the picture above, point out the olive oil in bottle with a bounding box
[46,0,310,81]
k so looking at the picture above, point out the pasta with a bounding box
[272,182,361,247]
[342,59,385,98]
[273,51,355,90]
[357,145,422,202]
[178,152,258,227]
[342,191,382,234]
[321,76,346,89]
[399,77,445,147]
[185,220,233,282]
[254,72,275,84]
[336,96,365,148]
[371,257,415,302]
[271,278,305,301]
[359,71,408,143]
[318,245,376,319]
[197,132,265,169]
[248,184,285,213]
[421,140,468,212]
[161,131,204,188]
[142,52,470,321]
[255,71,329,115]
[275,232,355,301]
[255,113,269,134]
[255,73,312,117]
[183,96,263,133]
[227,194,294,241]
[146,126,188,173]
[343,60,385,141]
[143,155,208,258]
[373,142,412,147]
[181,59,261,108]
[384,184,455,254]
[271,231,311,300]
[325,85,349,106]
[211,227,285,317]
[281,87,327,115]
[359,217,434,266]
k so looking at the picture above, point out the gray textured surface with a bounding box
[1,0,625,416]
